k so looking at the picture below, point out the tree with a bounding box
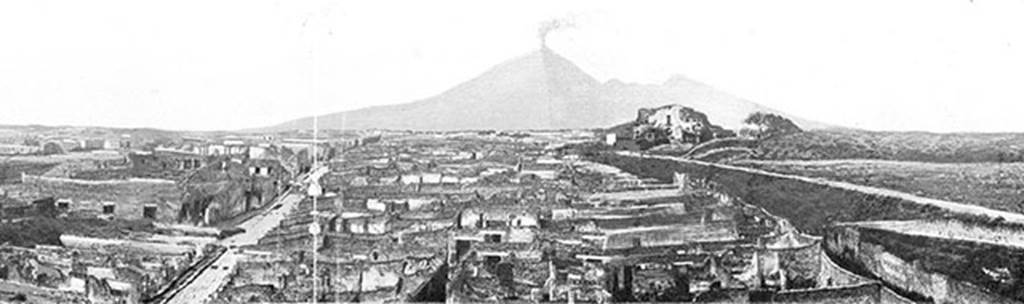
[743,112,802,139]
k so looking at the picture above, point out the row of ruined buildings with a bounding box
[212,133,572,302]
[210,132,915,303]
[0,135,340,303]
[443,162,908,303]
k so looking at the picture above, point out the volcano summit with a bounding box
[263,47,826,131]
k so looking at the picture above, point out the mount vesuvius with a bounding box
[261,47,828,132]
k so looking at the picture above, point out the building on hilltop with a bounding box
[632,104,735,149]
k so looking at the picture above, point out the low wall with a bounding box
[603,220,737,250]
[772,281,916,304]
[826,225,1020,303]
[23,174,174,185]
[817,250,869,288]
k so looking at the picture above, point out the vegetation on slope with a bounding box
[741,112,802,139]
[683,137,760,158]
[756,130,1024,163]
[737,160,1024,215]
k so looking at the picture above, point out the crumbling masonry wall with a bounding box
[16,174,183,222]
[825,225,1017,304]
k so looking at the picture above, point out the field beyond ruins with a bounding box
[749,130,1024,162]
[735,159,1024,215]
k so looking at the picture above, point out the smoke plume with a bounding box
[537,18,575,48]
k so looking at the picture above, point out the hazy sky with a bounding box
[1,0,1022,132]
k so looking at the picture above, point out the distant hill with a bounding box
[260,47,830,132]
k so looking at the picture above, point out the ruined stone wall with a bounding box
[230,253,443,301]
[44,157,125,179]
[179,157,289,225]
[772,282,882,303]
[183,179,281,225]
[0,246,71,288]
[506,228,535,243]
[603,220,737,250]
[469,241,544,262]
[399,217,455,234]
[825,225,1016,304]
[776,244,822,289]
[0,244,191,302]
[73,246,192,299]
[256,230,326,252]
[16,175,182,222]
[127,152,200,180]
[341,216,389,235]
[230,257,297,289]
[879,284,917,304]
[817,250,869,288]
[771,252,915,303]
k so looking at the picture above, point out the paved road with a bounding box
[164,192,303,304]
[164,167,331,304]
[619,151,1024,224]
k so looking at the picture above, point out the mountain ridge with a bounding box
[259,47,831,132]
